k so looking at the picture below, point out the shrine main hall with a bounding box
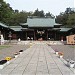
[0,16,73,41]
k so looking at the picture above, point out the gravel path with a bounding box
[0,44,30,60]
[50,45,75,61]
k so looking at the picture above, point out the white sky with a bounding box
[4,0,74,16]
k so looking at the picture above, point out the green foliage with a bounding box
[66,13,75,27]
[0,45,11,50]
[8,11,29,26]
[1,1,75,27]
[56,13,67,25]
[0,0,31,26]
[33,8,45,17]
[0,2,53,26]
[0,0,13,25]
[45,12,51,17]
[56,12,75,27]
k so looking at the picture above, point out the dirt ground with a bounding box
[0,44,30,60]
[50,45,75,61]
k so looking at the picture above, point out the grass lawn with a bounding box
[0,45,11,50]
[69,45,75,48]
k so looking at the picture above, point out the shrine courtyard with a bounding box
[0,41,75,75]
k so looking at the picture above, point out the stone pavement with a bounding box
[0,43,75,75]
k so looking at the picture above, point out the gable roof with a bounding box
[27,18,55,27]
[20,17,62,28]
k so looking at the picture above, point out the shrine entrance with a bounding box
[36,30,47,40]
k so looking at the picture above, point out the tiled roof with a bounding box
[53,28,72,32]
[60,28,72,32]
[0,22,8,28]
[20,18,62,28]
[27,18,55,27]
[54,23,62,26]
[10,26,22,31]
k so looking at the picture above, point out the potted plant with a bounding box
[19,50,23,54]
[0,60,7,69]
[5,57,12,64]
[54,49,58,55]
[5,57,12,61]
[14,52,19,58]
[58,52,63,58]
[69,60,75,68]
[67,59,75,68]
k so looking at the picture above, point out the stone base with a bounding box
[55,52,58,55]
[0,63,7,69]
[59,55,63,58]
[15,55,18,58]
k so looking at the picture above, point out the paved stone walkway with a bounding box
[0,44,75,75]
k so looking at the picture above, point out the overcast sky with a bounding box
[4,0,74,16]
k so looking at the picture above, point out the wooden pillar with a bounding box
[55,31,56,40]
[0,31,1,39]
[26,31,27,40]
[3,30,6,39]
[47,31,48,40]
[34,31,35,40]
